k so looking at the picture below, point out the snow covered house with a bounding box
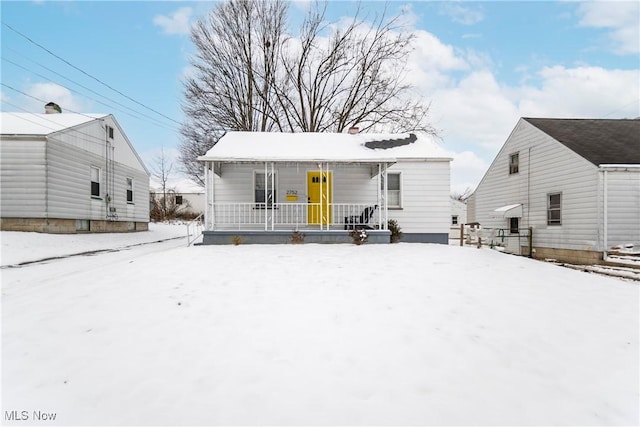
[0,109,150,233]
[198,131,452,244]
[467,118,640,264]
[150,178,205,218]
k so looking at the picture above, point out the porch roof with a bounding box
[198,131,451,163]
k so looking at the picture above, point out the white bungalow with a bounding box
[198,131,452,244]
[0,107,150,233]
[468,117,640,264]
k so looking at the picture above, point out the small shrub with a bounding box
[231,235,243,245]
[349,228,368,245]
[388,219,403,243]
[291,230,305,244]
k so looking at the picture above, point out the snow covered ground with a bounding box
[1,224,638,426]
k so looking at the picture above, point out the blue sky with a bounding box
[2,1,639,192]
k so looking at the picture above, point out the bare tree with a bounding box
[451,187,473,202]
[151,148,174,219]
[180,0,437,184]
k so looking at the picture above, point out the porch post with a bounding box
[319,162,324,231]
[383,163,388,230]
[264,162,268,231]
[271,162,275,231]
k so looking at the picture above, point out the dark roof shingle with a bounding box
[523,118,640,165]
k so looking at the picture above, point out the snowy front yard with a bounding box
[1,229,638,426]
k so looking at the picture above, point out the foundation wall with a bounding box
[0,217,148,234]
[532,246,603,265]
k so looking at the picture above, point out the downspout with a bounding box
[44,136,49,228]
[603,169,609,262]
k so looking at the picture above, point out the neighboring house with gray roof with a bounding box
[0,108,150,233]
[467,117,640,264]
[197,130,452,244]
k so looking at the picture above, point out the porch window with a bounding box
[126,178,134,203]
[382,172,401,208]
[91,166,101,198]
[255,171,276,207]
[547,193,561,225]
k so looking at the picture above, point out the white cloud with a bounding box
[25,82,87,114]
[577,2,640,55]
[448,150,489,194]
[438,3,484,26]
[153,7,193,36]
[517,66,640,118]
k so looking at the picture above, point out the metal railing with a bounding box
[186,213,204,246]
[209,202,379,230]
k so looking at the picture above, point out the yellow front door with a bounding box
[307,171,332,225]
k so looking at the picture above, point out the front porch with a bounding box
[202,201,390,244]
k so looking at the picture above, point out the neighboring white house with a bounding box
[449,198,468,241]
[0,107,150,233]
[468,117,640,264]
[150,178,205,217]
[198,131,452,244]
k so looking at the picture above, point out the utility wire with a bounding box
[2,56,180,132]
[2,95,118,148]
[2,21,183,127]
[602,98,640,119]
[2,105,113,149]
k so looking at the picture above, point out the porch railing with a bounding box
[209,202,382,230]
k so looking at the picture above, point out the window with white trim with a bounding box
[126,178,134,203]
[381,172,401,208]
[452,215,459,225]
[106,125,114,139]
[90,166,101,198]
[255,171,276,207]
[547,193,561,225]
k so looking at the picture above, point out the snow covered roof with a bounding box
[199,131,451,163]
[150,177,204,194]
[0,112,108,136]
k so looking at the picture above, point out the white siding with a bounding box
[605,170,640,248]
[49,116,148,174]
[387,160,450,234]
[474,119,600,251]
[0,140,47,218]
[1,115,149,224]
[213,160,450,234]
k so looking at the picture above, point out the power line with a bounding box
[2,56,181,133]
[1,103,113,149]
[602,98,640,119]
[2,21,183,127]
